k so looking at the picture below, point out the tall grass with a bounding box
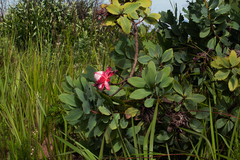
[0,25,111,158]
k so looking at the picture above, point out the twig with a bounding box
[129,22,139,78]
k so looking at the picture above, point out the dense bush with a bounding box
[59,0,240,159]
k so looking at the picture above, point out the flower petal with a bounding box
[98,83,105,91]
[105,67,112,75]
[104,81,110,91]
[94,71,104,81]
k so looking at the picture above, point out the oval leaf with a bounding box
[214,69,230,80]
[130,89,152,99]
[138,55,152,64]
[128,77,146,88]
[229,50,240,67]
[186,94,206,103]
[144,98,155,108]
[125,107,139,117]
[65,108,83,121]
[189,119,203,133]
[148,13,161,20]
[228,75,238,92]
[98,106,111,115]
[106,4,121,15]
[199,27,210,38]
[123,2,140,14]
[117,15,131,34]
[173,80,183,96]
[161,48,173,63]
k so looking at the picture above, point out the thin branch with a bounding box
[129,21,139,78]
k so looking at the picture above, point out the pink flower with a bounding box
[93,67,117,91]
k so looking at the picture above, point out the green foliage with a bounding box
[59,0,240,159]
[4,0,78,49]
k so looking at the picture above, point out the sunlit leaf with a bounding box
[123,2,140,14]
[214,69,230,80]
[117,15,131,34]
[98,106,111,115]
[228,75,238,91]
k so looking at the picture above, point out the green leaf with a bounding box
[98,106,111,115]
[199,27,210,38]
[209,0,219,10]
[174,94,183,102]
[145,68,155,89]
[214,69,230,80]
[86,65,96,82]
[214,15,227,24]
[189,119,203,133]
[195,108,211,119]
[65,76,74,87]
[207,36,216,49]
[111,139,122,153]
[117,15,131,34]
[103,15,118,26]
[128,11,139,20]
[201,6,208,18]
[186,94,206,103]
[156,130,172,141]
[216,42,223,56]
[106,4,121,15]
[149,47,156,58]
[127,77,146,88]
[83,101,91,114]
[123,2,140,14]
[109,113,120,130]
[126,126,141,138]
[144,98,155,108]
[148,61,156,76]
[130,89,152,99]
[228,75,238,91]
[81,77,88,91]
[144,17,158,24]
[216,118,227,129]
[120,118,129,129]
[136,0,151,7]
[229,50,240,67]
[173,80,183,96]
[59,94,77,107]
[144,8,151,15]
[184,100,197,115]
[116,59,133,69]
[216,4,231,15]
[148,13,161,20]
[161,48,173,63]
[65,108,83,121]
[180,63,186,73]
[138,55,152,64]
[184,84,192,97]
[139,25,146,36]
[125,107,139,117]
[219,36,231,46]
[94,123,105,137]
[155,45,162,58]
[75,88,86,102]
[105,86,126,97]
[160,77,173,88]
[62,82,73,93]
[211,61,223,69]
[216,57,230,68]
[115,41,126,55]
[88,114,97,130]
[158,67,171,83]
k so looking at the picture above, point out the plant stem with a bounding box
[129,22,139,78]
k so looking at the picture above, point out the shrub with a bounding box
[58,0,240,159]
